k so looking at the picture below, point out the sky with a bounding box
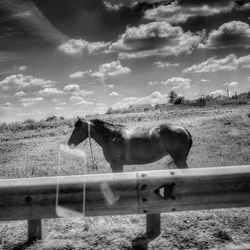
[0,0,250,122]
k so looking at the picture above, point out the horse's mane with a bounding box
[91,119,125,131]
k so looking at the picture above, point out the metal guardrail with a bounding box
[0,165,250,241]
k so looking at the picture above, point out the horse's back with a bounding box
[122,126,160,140]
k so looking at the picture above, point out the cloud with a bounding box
[144,2,233,24]
[201,79,210,82]
[154,61,180,68]
[58,39,110,55]
[183,54,250,73]
[0,0,68,46]
[210,89,227,97]
[248,76,250,81]
[38,88,63,95]
[21,97,44,102]
[148,81,158,86]
[0,74,54,89]
[109,91,120,96]
[103,1,123,11]
[108,22,202,59]
[103,0,168,8]
[92,60,131,80]
[69,71,91,79]
[68,61,131,85]
[63,84,80,92]
[21,97,43,107]
[19,65,27,71]
[224,81,239,87]
[69,95,93,105]
[14,91,26,96]
[108,84,114,88]
[72,90,93,97]
[149,77,191,89]
[201,21,250,49]
[161,77,191,89]
[54,107,64,110]
[112,91,168,109]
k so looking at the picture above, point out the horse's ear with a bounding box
[77,115,81,121]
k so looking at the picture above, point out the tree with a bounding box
[174,95,184,105]
[106,107,113,114]
[168,91,177,103]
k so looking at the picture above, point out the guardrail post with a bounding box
[146,213,161,237]
[28,219,42,242]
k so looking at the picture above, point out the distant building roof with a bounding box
[154,103,172,108]
[129,104,153,110]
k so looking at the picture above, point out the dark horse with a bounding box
[68,118,193,172]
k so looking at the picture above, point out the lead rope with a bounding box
[88,121,96,169]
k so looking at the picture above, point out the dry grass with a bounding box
[0,105,250,249]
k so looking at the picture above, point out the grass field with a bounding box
[0,105,250,249]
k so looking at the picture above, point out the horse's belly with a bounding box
[124,143,167,165]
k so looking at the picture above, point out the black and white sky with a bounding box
[0,0,250,122]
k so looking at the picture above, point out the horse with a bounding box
[68,117,193,173]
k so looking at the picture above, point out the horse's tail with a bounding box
[185,128,193,153]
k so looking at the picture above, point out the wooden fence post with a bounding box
[146,213,161,237]
[28,219,42,242]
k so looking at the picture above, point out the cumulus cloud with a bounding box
[210,89,227,97]
[162,77,191,89]
[144,2,233,24]
[58,39,110,55]
[109,91,120,96]
[148,81,158,86]
[149,77,191,89]
[68,61,131,84]
[21,97,43,107]
[108,22,202,59]
[183,54,250,73]
[154,61,180,68]
[21,97,43,102]
[72,90,93,97]
[38,88,63,95]
[0,74,54,89]
[112,91,168,109]
[69,96,93,106]
[103,1,123,11]
[19,65,27,71]
[63,84,80,92]
[14,91,26,96]
[201,21,250,49]
[69,71,86,79]
[93,60,131,80]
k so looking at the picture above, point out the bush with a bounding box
[46,115,59,122]
[196,97,206,107]
[174,95,184,105]
[23,119,35,124]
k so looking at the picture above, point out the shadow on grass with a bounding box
[10,239,37,250]
[131,233,159,250]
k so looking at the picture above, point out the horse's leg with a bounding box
[110,162,124,173]
[170,153,188,169]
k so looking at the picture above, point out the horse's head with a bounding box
[68,117,89,147]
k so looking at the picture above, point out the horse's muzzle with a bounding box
[67,140,75,148]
